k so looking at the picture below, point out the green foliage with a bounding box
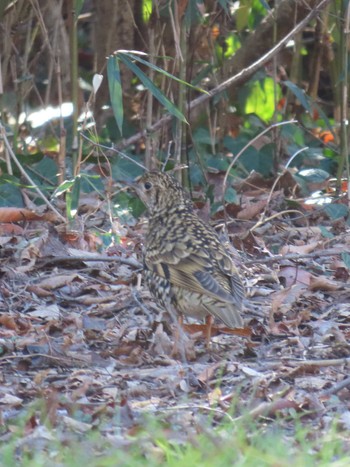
[240,75,281,122]
[323,203,348,220]
[107,57,124,135]
[75,0,86,17]
[107,50,209,134]
[0,410,349,467]
[142,0,152,22]
[341,252,350,270]
[0,175,24,207]
[113,191,145,224]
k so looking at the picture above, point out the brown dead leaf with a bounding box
[279,266,312,287]
[237,199,267,220]
[270,284,307,325]
[280,242,320,255]
[0,224,24,235]
[309,275,341,291]
[0,315,19,331]
[35,273,82,290]
[27,285,54,297]
[0,207,58,223]
[197,362,223,384]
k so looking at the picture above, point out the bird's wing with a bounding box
[145,240,243,307]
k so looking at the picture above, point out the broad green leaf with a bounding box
[243,77,281,122]
[118,54,187,123]
[114,191,145,223]
[297,168,330,184]
[193,127,214,146]
[225,187,238,204]
[223,35,241,58]
[236,5,250,31]
[111,154,144,182]
[0,176,23,207]
[28,157,58,188]
[142,0,152,22]
[80,174,104,194]
[323,203,348,220]
[319,226,334,239]
[107,57,124,134]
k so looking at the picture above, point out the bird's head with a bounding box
[133,171,191,214]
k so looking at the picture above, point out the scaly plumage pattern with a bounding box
[134,171,245,329]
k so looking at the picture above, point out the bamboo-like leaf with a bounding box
[53,179,76,198]
[283,80,311,112]
[70,175,81,219]
[75,0,86,17]
[119,51,208,94]
[118,53,188,124]
[107,56,124,134]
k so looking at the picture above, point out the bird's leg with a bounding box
[171,314,183,355]
[205,315,214,348]
[170,314,189,363]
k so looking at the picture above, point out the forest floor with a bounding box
[1,173,350,465]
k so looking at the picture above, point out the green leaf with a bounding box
[70,176,81,218]
[53,179,76,198]
[142,0,152,22]
[243,77,281,122]
[75,0,85,17]
[111,154,144,182]
[319,226,334,239]
[0,176,23,207]
[107,57,124,134]
[0,0,12,17]
[193,127,214,146]
[218,0,230,13]
[223,35,241,58]
[341,252,350,270]
[80,174,104,194]
[236,5,250,31]
[297,168,330,184]
[283,80,311,112]
[117,54,188,124]
[225,187,238,204]
[323,203,348,220]
[123,52,208,94]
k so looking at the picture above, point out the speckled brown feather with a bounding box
[134,171,245,328]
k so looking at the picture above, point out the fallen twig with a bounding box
[320,375,350,398]
[37,254,142,269]
[244,248,348,266]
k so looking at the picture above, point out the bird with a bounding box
[133,171,245,337]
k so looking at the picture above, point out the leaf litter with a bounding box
[0,176,350,460]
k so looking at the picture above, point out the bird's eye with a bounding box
[144,181,152,190]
